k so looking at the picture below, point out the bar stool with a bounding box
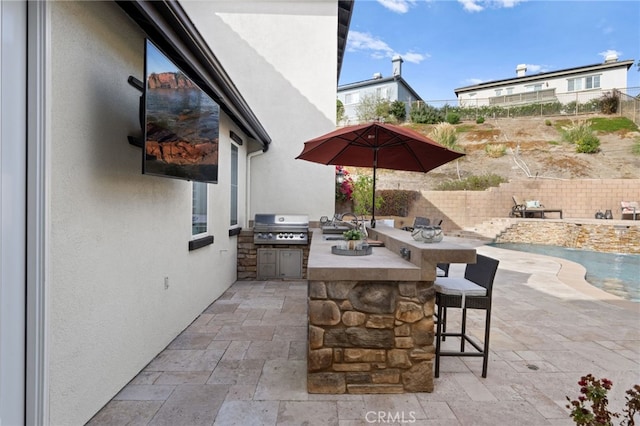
[434,254,499,378]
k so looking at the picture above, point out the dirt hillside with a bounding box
[362,115,640,191]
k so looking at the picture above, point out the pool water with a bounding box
[490,243,640,302]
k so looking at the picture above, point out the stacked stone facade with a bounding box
[307,279,436,394]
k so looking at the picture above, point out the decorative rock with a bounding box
[342,311,366,326]
[416,282,435,304]
[308,348,333,371]
[346,328,394,348]
[398,282,417,297]
[394,337,414,349]
[333,363,372,372]
[309,300,341,325]
[347,384,404,394]
[402,361,433,392]
[411,318,434,346]
[409,347,434,361]
[365,315,395,329]
[309,281,327,299]
[308,372,346,394]
[343,348,386,363]
[327,281,357,299]
[372,369,400,384]
[339,300,353,311]
[387,349,411,368]
[309,325,325,349]
[350,283,396,314]
[395,301,424,323]
[325,329,350,347]
[394,324,411,337]
[346,372,371,384]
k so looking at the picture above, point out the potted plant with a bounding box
[343,229,365,250]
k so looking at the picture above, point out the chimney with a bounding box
[373,72,382,79]
[516,64,527,77]
[604,53,618,63]
[392,55,403,77]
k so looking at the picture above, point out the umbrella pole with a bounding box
[371,150,377,228]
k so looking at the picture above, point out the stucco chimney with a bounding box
[392,55,403,77]
[604,53,618,63]
[516,64,527,77]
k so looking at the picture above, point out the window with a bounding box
[345,92,360,104]
[506,87,514,95]
[586,75,600,89]
[525,84,542,92]
[192,182,207,236]
[568,78,582,92]
[495,89,502,96]
[376,86,388,99]
[230,144,238,226]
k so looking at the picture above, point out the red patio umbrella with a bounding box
[296,121,464,227]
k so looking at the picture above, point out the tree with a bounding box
[356,94,391,123]
[389,100,407,122]
[336,99,345,124]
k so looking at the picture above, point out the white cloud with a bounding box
[458,0,526,13]
[347,31,428,64]
[465,78,484,85]
[377,0,417,14]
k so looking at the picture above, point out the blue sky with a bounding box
[339,0,640,102]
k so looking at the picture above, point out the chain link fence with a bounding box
[417,86,640,125]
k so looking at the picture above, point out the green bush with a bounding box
[352,175,384,216]
[410,102,444,124]
[389,100,407,122]
[435,174,507,191]
[476,116,485,124]
[545,119,552,126]
[599,90,619,114]
[336,99,345,124]
[445,112,461,125]
[484,143,506,158]
[561,121,600,153]
[429,122,458,149]
[632,138,640,156]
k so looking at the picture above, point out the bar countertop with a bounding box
[307,224,476,281]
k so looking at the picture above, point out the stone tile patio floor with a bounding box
[88,242,640,425]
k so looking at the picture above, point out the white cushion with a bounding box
[436,267,446,277]
[435,277,486,308]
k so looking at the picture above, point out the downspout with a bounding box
[245,150,266,228]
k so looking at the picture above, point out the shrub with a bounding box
[410,102,444,124]
[446,112,461,125]
[429,122,458,149]
[599,90,619,114]
[545,119,552,126]
[389,100,407,122]
[352,175,384,216]
[435,173,507,191]
[561,121,600,154]
[632,138,640,156]
[484,143,506,158]
[377,190,420,217]
[476,116,485,124]
[336,99,345,124]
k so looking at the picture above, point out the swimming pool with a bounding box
[490,243,640,302]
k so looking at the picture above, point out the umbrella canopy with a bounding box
[296,122,464,226]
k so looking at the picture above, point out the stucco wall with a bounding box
[182,1,339,222]
[405,179,640,232]
[48,2,248,423]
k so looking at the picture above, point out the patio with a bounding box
[87,239,640,426]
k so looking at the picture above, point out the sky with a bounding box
[339,0,640,103]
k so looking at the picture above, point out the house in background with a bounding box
[337,55,424,124]
[0,1,352,424]
[455,54,635,108]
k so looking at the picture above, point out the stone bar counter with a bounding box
[306,224,476,394]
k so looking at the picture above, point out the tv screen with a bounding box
[143,39,220,183]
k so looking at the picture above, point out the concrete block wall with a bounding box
[406,179,640,231]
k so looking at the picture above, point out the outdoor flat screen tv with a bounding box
[143,39,220,183]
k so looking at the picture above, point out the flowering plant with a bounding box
[335,166,354,202]
[566,374,640,426]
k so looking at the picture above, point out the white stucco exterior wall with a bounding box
[48,2,249,423]
[181,1,338,221]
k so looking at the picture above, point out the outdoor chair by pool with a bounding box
[434,254,499,378]
[621,201,639,220]
[510,196,563,219]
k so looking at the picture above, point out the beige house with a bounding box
[0,1,352,424]
[455,55,635,108]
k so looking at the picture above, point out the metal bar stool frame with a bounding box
[434,254,499,378]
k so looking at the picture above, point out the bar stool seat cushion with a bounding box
[435,277,487,297]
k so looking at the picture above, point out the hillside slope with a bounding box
[367,115,640,191]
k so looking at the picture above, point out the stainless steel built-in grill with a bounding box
[253,214,309,245]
